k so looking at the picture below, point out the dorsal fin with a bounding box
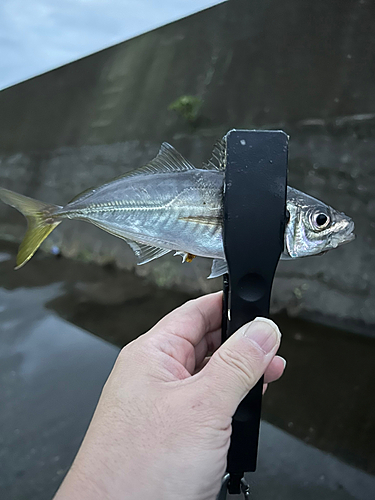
[202,139,226,171]
[67,143,195,205]
[122,143,196,178]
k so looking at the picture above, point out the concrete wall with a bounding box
[0,0,374,333]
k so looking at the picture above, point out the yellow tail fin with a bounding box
[0,187,62,269]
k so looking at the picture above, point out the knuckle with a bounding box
[118,339,138,361]
[117,337,150,369]
[215,347,260,387]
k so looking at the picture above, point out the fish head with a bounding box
[285,188,355,258]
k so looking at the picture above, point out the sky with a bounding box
[0,0,225,90]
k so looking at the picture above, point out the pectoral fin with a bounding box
[208,259,228,279]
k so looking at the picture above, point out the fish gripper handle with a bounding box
[221,129,288,495]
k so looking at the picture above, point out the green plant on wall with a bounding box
[168,95,203,125]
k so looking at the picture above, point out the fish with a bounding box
[0,141,355,278]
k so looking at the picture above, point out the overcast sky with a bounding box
[0,0,225,90]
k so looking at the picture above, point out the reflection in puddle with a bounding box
[0,252,11,263]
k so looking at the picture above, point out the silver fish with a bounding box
[0,141,355,277]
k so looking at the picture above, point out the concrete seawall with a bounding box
[0,0,374,333]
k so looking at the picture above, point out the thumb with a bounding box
[202,318,281,414]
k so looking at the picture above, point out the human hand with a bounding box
[54,292,285,500]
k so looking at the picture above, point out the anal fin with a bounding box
[125,239,171,265]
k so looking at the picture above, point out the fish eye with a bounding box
[316,214,328,226]
[312,211,330,230]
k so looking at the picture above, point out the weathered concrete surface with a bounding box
[1,0,375,151]
[0,0,374,332]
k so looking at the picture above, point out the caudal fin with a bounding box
[0,187,62,269]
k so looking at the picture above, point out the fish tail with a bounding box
[0,187,62,269]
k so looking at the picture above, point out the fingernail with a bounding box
[279,356,287,369]
[243,318,280,353]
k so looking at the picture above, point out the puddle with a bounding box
[0,252,11,263]
[1,239,374,476]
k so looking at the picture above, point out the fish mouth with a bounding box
[334,219,356,247]
[339,232,356,247]
[344,219,355,241]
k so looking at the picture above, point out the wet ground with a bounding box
[0,240,374,499]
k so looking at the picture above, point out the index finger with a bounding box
[150,291,223,347]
